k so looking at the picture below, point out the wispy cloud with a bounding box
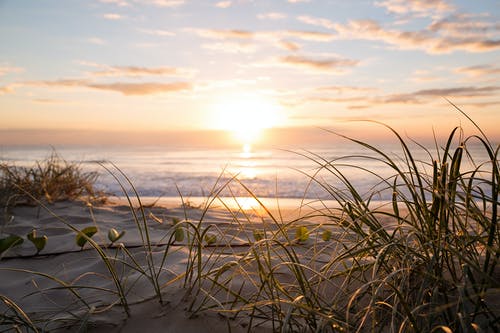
[0,65,24,76]
[187,28,254,39]
[305,85,500,107]
[102,13,125,20]
[278,40,301,51]
[455,64,500,77]
[187,28,335,44]
[138,28,175,36]
[87,37,107,45]
[257,12,287,20]
[99,0,130,6]
[87,82,192,95]
[215,1,232,8]
[0,85,16,95]
[278,55,358,72]
[134,0,185,7]
[76,62,196,78]
[94,66,187,77]
[20,79,192,96]
[375,0,453,17]
[288,0,311,3]
[316,85,377,94]
[297,15,336,29]
[298,15,500,53]
[202,41,257,54]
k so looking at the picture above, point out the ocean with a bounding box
[0,142,492,202]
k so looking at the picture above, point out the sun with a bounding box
[212,93,283,146]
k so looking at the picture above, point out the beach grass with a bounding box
[0,151,104,207]
[0,110,499,332]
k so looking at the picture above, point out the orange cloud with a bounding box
[299,15,500,54]
[91,65,187,77]
[215,1,231,8]
[278,55,358,72]
[15,78,192,96]
[257,12,287,20]
[0,65,24,76]
[455,64,500,77]
[375,0,453,16]
[87,82,192,95]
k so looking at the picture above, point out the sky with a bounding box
[0,0,499,147]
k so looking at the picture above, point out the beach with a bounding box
[0,196,356,332]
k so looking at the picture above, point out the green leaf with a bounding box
[253,229,265,242]
[204,233,217,245]
[295,226,309,243]
[26,229,48,254]
[108,228,125,243]
[76,226,98,248]
[321,229,332,242]
[174,226,184,242]
[0,235,24,256]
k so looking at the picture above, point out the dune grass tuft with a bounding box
[0,151,104,207]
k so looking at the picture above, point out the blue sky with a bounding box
[0,0,499,145]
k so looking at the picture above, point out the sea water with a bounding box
[0,142,492,202]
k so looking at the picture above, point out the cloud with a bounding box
[134,0,185,7]
[32,98,66,104]
[305,85,500,107]
[215,1,232,8]
[298,15,500,53]
[103,13,125,20]
[76,62,195,77]
[99,0,130,6]
[188,28,254,39]
[87,37,107,45]
[278,55,358,72]
[316,85,377,94]
[278,40,301,51]
[257,12,287,20]
[410,70,441,82]
[455,64,500,77]
[0,65,24,76]
[375,0,453,17]
[138,28,175,36]
[202,41,257,54]
[87,82,192,95]
[412,86,500,98]
[288,0,311,3]
[0,85,16,95]
[297,15,336,29]
[16,78,192,96]
[91,65,187,77]
[186,28,335,44]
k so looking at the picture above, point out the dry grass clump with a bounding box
[0,152,104,207]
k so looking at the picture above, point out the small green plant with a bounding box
[321,229,332,241]
[253,229,265,241]
[75,226,98,248]
[107,228,125,244]
[26,229,47,255]
[204,233,217,245]
[295,226,309,243]
[0,235,23,257]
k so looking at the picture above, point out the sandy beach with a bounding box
[0,197,360,332]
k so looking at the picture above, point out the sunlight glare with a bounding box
[212,93,283,144]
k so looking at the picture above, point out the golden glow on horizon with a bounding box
[212,94,284,145]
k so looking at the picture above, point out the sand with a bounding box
[0,196,346,332]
